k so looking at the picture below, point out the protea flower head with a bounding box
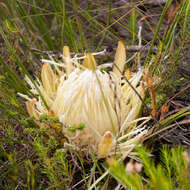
[19,41,150,159]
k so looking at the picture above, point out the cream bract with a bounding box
[20,41,149,159]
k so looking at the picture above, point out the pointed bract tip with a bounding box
[49,109,55,117]
[31,98,36,104]
[98,131,113,158]
[125,69,131,80]
[118,40,125,46]
[82,53,97,71]
[43,62,48,66]
[63,46,71,58]
[113,41,126,77]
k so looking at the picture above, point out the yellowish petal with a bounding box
[25,99,39,119]
[82,53,97,71]
[125,68,131,80]
[63,46,71,58]
[98,131,113,158]
[113,41,126,77]
[63,46,73,75]
[41,63,56,93]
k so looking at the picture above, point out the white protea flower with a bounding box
[19,41,150,159]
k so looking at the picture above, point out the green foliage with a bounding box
[108,159,142,190]
[129,2,137,45]
[108,146,190,190]
[67,123,85,132]
[33,138,72,189]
